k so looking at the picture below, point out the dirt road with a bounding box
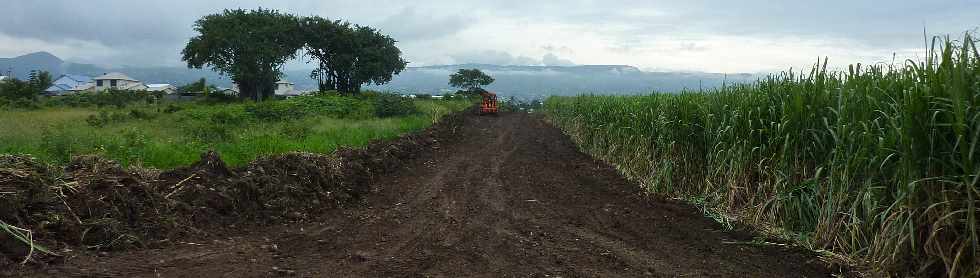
[25,112,833,277]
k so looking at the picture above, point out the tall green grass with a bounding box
[0,98,471,169]
[545,34,979,277]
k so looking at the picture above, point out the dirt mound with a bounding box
[0,155,60,229]
[60,156,179,249]
[0,110,464,265]
[1,155,180,264]
[159,151,349,222]
[0,155,63,266]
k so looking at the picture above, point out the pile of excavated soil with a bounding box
[0,110,463,266]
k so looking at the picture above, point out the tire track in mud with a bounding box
[26,112,836,277]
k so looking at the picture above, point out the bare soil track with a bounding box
[18,112,834,277]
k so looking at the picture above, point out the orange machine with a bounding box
[480,91,498,114]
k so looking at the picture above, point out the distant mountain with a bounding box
[0,51,67,78]
[2,52,759,98]
[361,64,759,99]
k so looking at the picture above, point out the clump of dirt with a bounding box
[157,151,240,223]
[1,155,181,257]
[0,155,61,228]
[58,155,178,249]
[0,110,464,264]
[0,155,63,264]
[160,151,348,222]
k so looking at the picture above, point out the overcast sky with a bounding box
[1,0,977,73]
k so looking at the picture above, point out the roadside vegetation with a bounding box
[0,93,471,169]
[545,34,979,277]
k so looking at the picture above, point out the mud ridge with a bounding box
[0,109,465,267]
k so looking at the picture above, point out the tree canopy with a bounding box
[302,16,407,95]
[182,9,304,101]
[0,77,36,101]
[0,71,50,104]
[182,10,407,99]
[449,69,495,93]
[28,70,52,92]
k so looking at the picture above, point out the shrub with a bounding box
[209,109,247,126]
[281,121,312,139]
[43,90,157,108]
[85,110,127,127]
[0,78,39,101]
[85,114,105,127]
[85,109,155,127]
[183,120,233,143]
[374,93,416,118]
[358,90,382,99]
[163,104,183,113]
[202,92,239,104]
[39,127,75,163]
[309,90,341,97]
[245,101,293,121]
[128,109,155,120]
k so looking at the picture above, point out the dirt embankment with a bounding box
[5,111,839,277]
[0,110,464,268]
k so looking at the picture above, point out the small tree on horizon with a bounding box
[449,69,494,94]
[449,69,494,93]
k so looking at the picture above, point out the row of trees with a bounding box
[0,70,53,103]
[182,9,407,101]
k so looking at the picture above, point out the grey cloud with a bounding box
[0,0,382,65]
[644,0,976,47]
[0,0,977,70]
[377,7,472,41]
[0,1,204,46]
[476,0,977,48]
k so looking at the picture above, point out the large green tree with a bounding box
[301,16,346,92]
[449,69,494,93]
[302,16,407,95]
[182,9,303,101]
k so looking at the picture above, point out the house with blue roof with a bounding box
[44,74,95,95]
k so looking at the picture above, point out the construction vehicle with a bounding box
[480,91,498,115]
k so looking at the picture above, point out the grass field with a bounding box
[0,95,471,169]
[545,35,979,277]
